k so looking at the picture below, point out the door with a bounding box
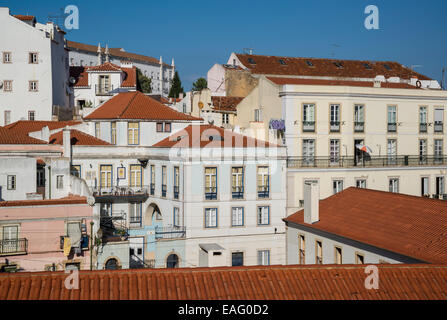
[129,165,142,188]
[2,226,18,253]
[387,139,397,164]
[354,139,364,165]
[421,177,429,196]
[100,165,112,192]
[129,237,145,268]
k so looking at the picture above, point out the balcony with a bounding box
[387,122,397,132]
[155,226,186,240]
[302,121,315,132]
[150,183,155,195]
[95,84,114,96]
[92,185,149,203]
[161,184,167,197]
[354,122,364,132]
[419,123,428,133]
[205,187,217,200]
[129,216,142,228]
[173,186,179,199]
[0,238,28,256]
[258,186,269,198]
[232,186,244,199]
[434,121,444,133]
[330,121,340,132]
[287,155,447,169]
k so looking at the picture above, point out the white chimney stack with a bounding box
[41,126,50,143]
[63,126,71,160]
[304,182,319,224]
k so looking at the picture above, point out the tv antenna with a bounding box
[243,48,254,55]
[47,7,66,31]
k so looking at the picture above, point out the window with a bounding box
[387,106,397,132]
[67,222,81,249]
[299,235,305,264]
[95,122,100,138]
[302,139,315,165]
[232,167,244,199]
[334,247,342,264]
[204,167,217,200]
[3,80,12,91]
[419,106,428,132]
[354,105,365,132]
[436,177,445,196]
[3,52,11,63]
[98,75,110,93]
[29,52,38,64]
[28,111,35,121]
[330,139,340,164]
[363,63,372,70]
[71,165,81,178]
[173,207,180,227]
[258,250,270,265]
[7,175,16,190]
[100,165,112,189]
[434,139,443,161]
[111,122,116,145]
[156,122,163,132]
[257,166,269,198]
[2,225,19,253]
[383,64,391,70]
[29,80,38,92]
[303,104,315,131]
[37,168,45,187]
[278,59,286,65]
[150,165,155,195]
[389,178,399,193]
[173,166,179,199]
[387,139,397,164]
[161,166,167,197]
[356,253,365,264]
[57,175,64,189]
[205,208,217,228]
[315,241,323,264]
[434,108,444,133]
[222,113,229,124]
[333,62,343,69]
[232,252,244,266]
[129,203,142,227]
[333,180,343,194]
[164,122,171,132]
[330,104,340,132]
[254,109,262,122]
[356,179,367,188]
[4,111,10,126]
[419,139,427,164]
[129,164,142,188]
[166,254,179,268]
[248,57,256,64]
[306,60,314,67]
[231,207,244,227]
[421,177,429,197]
[128,122,139,145]
[257,206,270,225]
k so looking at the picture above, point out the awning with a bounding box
[199,243,225,253]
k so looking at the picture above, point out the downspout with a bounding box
[48,165,52,199]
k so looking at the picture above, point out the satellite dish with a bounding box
[198,101,204,109]
[87,196,95,206]
[69,76,76,84]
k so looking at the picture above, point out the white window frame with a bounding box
[7,175,16,190]
[205,208,218,228]
[231,207,244,227]
[257,250,270,266]
[257,206,270,225]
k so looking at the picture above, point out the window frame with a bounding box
[231,207,244,227]
[29,80,38,92]
[2,52,12,63]
[29,52,38,64]
[204,207,218,228]
[7,175,16,190]
[127,122,140,145]
[257,205,270,226]
[257,166,270,199]
[204,167,217,200]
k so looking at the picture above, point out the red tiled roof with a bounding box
[13,15,35,22]
[267,77,421,89]
[1,264,447,300]
[211,96,244,112]
[84,91,202,121]
[69,64,137,88]
[160,96,182,104]
[4,121,81,134]
[284,187,447,264]
[0,127,46,145]
[153,124,275,148]
[236,54,432,80]
[0,196,87,207]
[67,41,171,67]
[49,129,111,146]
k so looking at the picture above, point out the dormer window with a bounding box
[383,64,391,70]
[306,60,314,67]
[248,58,256,64]
[334,62,343,69]
[363,63,372,70]
[278,59,286,65]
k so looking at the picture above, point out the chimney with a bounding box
[304,182,319,224]
[97,43,102,65]
[63,126,71,160]
[41,126,50,143]
[105,44,110,63]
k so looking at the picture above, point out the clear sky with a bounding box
[3,0,447,90]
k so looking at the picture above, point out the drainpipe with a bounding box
[48,165,52,199]
[90,221,94,270]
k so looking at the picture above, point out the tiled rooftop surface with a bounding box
[0,127,46,145]
[0,196,87,207]
[4,121,81,134]
[49,129,111,146]
[211,96,244,112]
[69,63,137,88]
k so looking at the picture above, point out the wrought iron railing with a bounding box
[0,238,28,255]
[150,183,155,195]
[257,186,269,198]
[330,121,340,132]
[434,121,444,133]
[354,122,364,132]
[205,187,217,200]
[129,216,142,228]
[419,123,428,133]
[161,184,167,197]
[95,84,114,96]
[232,186,244,199]
[287,155,447,168]
[155,226,186,240]
[388,122,397,132]
[302,121,315,132]
[92,185,148,197]
[173,186,179,199]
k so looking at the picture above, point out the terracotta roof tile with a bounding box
[284,187,447,264]
[153,124,276,148]
[84,91,202,121]
[1,264,447,300]
[0,195,87,207]
[267,77,421,89]
[0,127,46,145]
[4,121,82,134]
[211,96,244,112]
[49,129,111,146]
[12,15,35,22]
[69,64,137,88]
[236,54,432,80]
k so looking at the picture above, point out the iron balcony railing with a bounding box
[95,84,114,96]
[388,122,397,132]
[205,187,217,200]
[302,121,315,132]
[354,122,364,132]
[420,123,428,133]
[150,183,155,195]
[434,121,444,133]
[161,184,167,197]
[155,226,186,240]
[0,238,28,256]
[92,185,149,197]
[129,216,142,228]
[232,186,244,199]
[173,186,179,199]
[258,186,269,198]
[330,121,340,132]
[287,155,447,168]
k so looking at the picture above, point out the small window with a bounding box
[257,206,270,225]
[257,250,270,265]
[231,207,244,227]
[29,52,38,64]
[95,123,100,138]
[3,52,12,63]
[335,247,342,264]
[3,80,12,91]
[4,111,11,126]
[232,252,244,266]
[57,175,64,189]
[356,253,365,264]
[306,60,314,67]
[7,175,16,190]
[28,111,35,121]
[164,122,171,132]
[363,63,372,70]
[333,62,343,69]
[316,241,323,264]
[29,81,38,92]
[333,180,343,194]
[356,179,366,189]
[156,122,163,132]
[299,235,305,264]
[205,208,217,228]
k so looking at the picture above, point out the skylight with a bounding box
[306,60,314,67]
[248,58,256,64]
[279,59,286,65]
[334,62,343,69]
[363,63,372,70]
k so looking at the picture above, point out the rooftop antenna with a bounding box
[441,67,446,90]
[410,65,422,70]
[331,44,340,58]
[47,7,65,30]
[243,48,254,55]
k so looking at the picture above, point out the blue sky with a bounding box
[3,0,447,90]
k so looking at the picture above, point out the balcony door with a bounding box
[2,226,18,253]
[100,165,113,191]
[387,139,397,164]
[129,164,142,189]
[98,75,110,93]
[354,139,365,165]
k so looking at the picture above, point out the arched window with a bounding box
[166,254,179,268]
[105,258,119,270]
